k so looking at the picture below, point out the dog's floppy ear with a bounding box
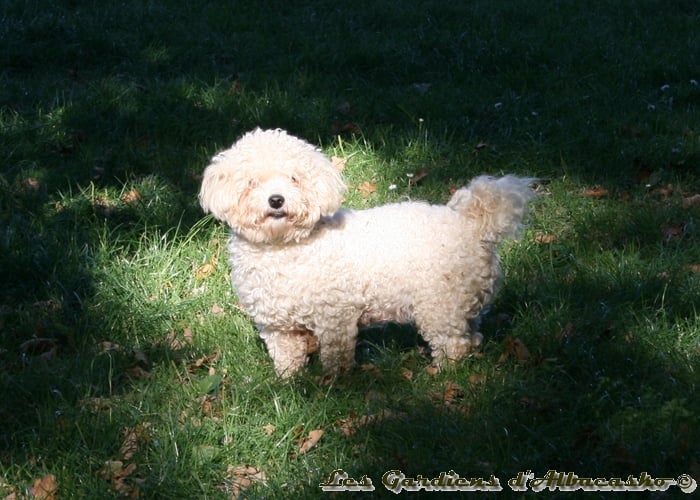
[199,160,243,223]
[308,150,346,216]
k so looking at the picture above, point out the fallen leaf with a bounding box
[400,367,413,380]
[337,409,406,437]
[472,141,489,155]
[534,233,557,244]
[469,373,486,386]
[407,168,429,186]
[195,262,216,280]
[121,189,142,204]
[294,429,324,457]
[23,177,42,193]
[442,381,465,405]
[662,223,684,241]
[498,336,531,364]
[123,365,152,379]
[424,364,440,376]
[98,341,123,352]
[683,194,700,208]
[262,423,276,435]
[512,338,531,362]
[30,474,58,500]
[582,186,609,198]
[331,156,347,171]
[78,397,114,411]
[359,363,381,376]
[357,181,378,197]
[120,424,151,461]
[162,328,194,350]
[99,461,140,498]
[189,352,219,373]
[223,465,267,498]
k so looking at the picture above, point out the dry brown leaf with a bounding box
[166,327,194,350]
[499,336,531,364]
[407,168,430,186]
[683,194,700,208]
[359,363,381,376]
[223,465,267,498]
[331,156,347,171]
[189,352,220,372]
[98,341,123,352]
[262,423,276,435]
[469,373,486,386]
[400,367,413,380]
[534,233,558,244]
[513,338,531,362]
[195,263,216,280]
[30,474,58,500]
[472,141,489,154]
[337,409,405,437]
[100,461,140,497]
[211,303,225,315]
[357,181,378,198]
[662,223,684,241]
[121,189,142,204]
[442,381,465,405]
[424,364,440,376]
[295,429,324,457]
[23,177,42,193]
[124,366,152,379]
[78,397,113,411]
[582,186,609,198]
[120,424,151,461]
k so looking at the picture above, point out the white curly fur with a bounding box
[200,128,535,378]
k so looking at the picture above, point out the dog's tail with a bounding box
[447,175,536,244]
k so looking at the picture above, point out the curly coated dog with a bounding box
[199,128,535,377]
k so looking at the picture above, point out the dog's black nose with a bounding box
[268,195,285,209]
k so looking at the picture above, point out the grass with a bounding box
[1,0,699,497]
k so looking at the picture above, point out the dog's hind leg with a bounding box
[414,307,483,366]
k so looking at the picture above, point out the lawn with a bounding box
[1,0,699,497]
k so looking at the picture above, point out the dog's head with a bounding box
[199,128,346,244]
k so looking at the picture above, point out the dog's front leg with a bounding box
[259,328,311,378]
[317,324,358,376]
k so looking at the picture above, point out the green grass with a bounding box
[1,0,699,497]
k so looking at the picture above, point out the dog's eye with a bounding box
[248,178,259,188]
[291,175,300,184]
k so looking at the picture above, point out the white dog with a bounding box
[199,128,535,377]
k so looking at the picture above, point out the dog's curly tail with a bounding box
[447,175,537,244]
